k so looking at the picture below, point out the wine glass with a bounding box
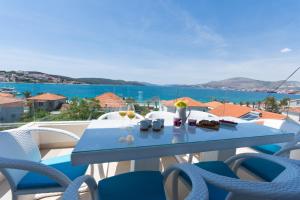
[126,103,136,126]
[127,111,136,120]
[118,108,127,118]
[126,104,135,119]
[127,103,135,112]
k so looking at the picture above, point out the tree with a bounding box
[246,101,250,107]
[239,101,244,106]
[52,98,101,121]
[257,101,262,110]
[22,91,32,98]
[279,98,290,107]
[125,98,136,104]
[264,96,279,113]
[134,104,150,116]
[252,102,256,109]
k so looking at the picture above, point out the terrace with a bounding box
[0,101,300,200]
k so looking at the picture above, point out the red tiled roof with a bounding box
[288,107,300,113]
[257,110,286,120]
[27,93,66,101]
[162,97,207,107]
[0,93,14,98]
[95,92,126,108]
[0,96,24,107]
[204,101,223,109]
[209,103,286,120]
[209,103,252,118]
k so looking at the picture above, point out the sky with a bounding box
[0,0,300,84]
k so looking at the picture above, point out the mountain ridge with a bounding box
[0,70,148,86]
[197,77,300,92]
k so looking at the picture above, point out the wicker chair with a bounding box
[240,119,300,181]
[98,111,144,120]
[175,153,300,200]
[145,111,175,121]
[0,127,89,200]
[62,164,209,200]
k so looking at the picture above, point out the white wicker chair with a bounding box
[0,127,89,200]
[98,111,144,120]
[62,164,209,200]
[250,118,300,155]
[145,111,175,125]
[175,153,300,200]
[188,111,218,121]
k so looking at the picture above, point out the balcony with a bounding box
[1,117,300,200]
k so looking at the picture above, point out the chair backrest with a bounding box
[145,111,175,120]
[188,110,219,121]
[0,129,41,188]
[98,111,144,120]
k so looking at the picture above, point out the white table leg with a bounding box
[201,149,236,161]
[130,158,160,171]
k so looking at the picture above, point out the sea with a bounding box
[0,82,299,103]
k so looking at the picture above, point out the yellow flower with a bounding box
[174,100,188,108]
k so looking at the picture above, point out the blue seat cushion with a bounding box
[241,158,285,182]
[17,155,88,190]
[98,171,166,200]
[251,144,281,155]
[180,161,239,200]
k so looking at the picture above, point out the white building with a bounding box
[289,99,300,107]
[0,96,24,123]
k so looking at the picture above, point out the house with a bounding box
[0,93,14,98]
[284,107,300,122]
[204,101,223,110]
[27,93,66,111]
[161,97,208,112]
[289,99,300,107]
[0,96,24,122]
[95,92,126,112]
[210,103,286,121]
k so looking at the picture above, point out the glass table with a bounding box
[72,120,295,171]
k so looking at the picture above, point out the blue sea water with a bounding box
[0,82,299,103]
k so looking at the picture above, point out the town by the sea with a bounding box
[1,82,299,103]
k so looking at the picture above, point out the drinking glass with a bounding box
[118,109,127,118]
[127,111,136,120]
[127,103,135,112]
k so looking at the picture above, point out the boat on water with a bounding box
[0,87,19,95]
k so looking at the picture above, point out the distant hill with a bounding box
[0,70,147,86]
[198,77,300,92]
[76,78,145,85]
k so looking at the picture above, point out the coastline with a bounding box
[1,82,299,103]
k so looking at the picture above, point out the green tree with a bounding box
[252,102,256,109]
[134,104,150,116]
[239,101,244,106]
[52,98,102,121]
[264,96,279,113]
[246,101,250,107]
[22,91,32,98]
[125,98,136,104]
[279,98,290,107]
[257,101,262,110]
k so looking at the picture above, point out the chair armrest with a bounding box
[0,157,71,188]
[62,175,98,200]
[163,164,209,200]
[219,153,300,199]
[20,127,80,140]
[275,144,300,157]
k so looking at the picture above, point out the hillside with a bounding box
[76,78,145,85]
[199,77,300,92]
[0,70,146,86]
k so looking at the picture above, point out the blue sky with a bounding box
[0,0,300,84]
